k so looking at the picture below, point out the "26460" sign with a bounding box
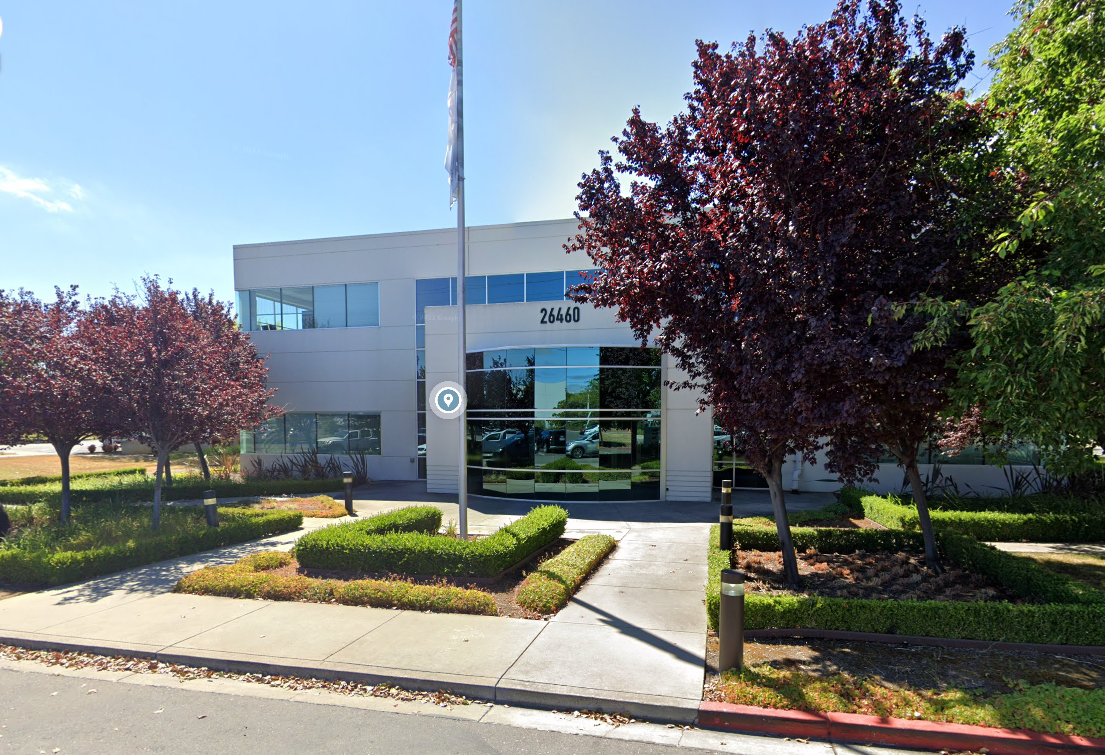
[539,306,581,325]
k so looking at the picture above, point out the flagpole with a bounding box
[454,0,468,540]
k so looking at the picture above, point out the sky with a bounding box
[0,0,1018,304]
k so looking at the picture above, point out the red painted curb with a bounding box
[698,701,1105,755]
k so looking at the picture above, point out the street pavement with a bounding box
[0,660,929,755]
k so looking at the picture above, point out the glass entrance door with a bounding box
[712,426,768,489]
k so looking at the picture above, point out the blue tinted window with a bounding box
[566,347,600,366]
[535,347,566,367]
[487,274,524,304]
[416,278,451,324]
[525,272,566,301]
[313,285,346,329]
[348,282,379,327]
[236,291,252,331]
[465,276,486,305]
[566,269,597,297]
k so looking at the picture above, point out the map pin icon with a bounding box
[443,392,454,408]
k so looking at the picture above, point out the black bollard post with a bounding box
[718,568,745,672]
[203,489,219,528]
[343,471,354,516]
[720,480,733,551]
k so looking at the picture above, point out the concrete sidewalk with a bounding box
[0,488,832,723]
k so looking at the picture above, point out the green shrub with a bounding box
[175,550,497,615]
[741,594,1105,646]
[939,533,1105,605]
[343,505,442,536]
[0,507,302,587]
[295,505,568,577]
[706,524,732,631]
[0,467,148,487]
[732,525,925,554]
[536,457,588,484]
[516,534,616,613]
[0,473,342,507]
[847,488,1105,542]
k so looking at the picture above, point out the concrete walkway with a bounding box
[0,484,835,723]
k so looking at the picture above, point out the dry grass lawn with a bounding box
[0,453,207,480]
[1018,552,1105,590]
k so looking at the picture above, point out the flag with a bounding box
[445,0,461,207]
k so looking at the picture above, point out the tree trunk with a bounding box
[905,462,942,573]
[764,457,801,587]
[153,448,167,531]
[195,442,211,483]
[53,442,75,526]
[164,455,173,487]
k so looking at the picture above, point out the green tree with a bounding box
[927,0,1105,474]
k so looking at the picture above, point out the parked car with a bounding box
[481,429,524,457]
[713,425,732,452]
[567,427,600,459]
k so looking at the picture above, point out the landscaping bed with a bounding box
[0,504,303,588]
[232,495,347,519]
[736,549,1019,602]
[175,532,616,618]
[704,637,1105,738]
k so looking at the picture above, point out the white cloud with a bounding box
[0,166,80,213]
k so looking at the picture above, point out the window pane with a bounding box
[416,326,425,349]
[251,289,281,331]
[535,368,567,412]
[600,346,660,367]
[281,287,313,330]
[416,351,426,379]
[566,347,600,366]
[565,367,600,411]
[483,349,508,369]
[257,415,285,453]
[525,271,566,302]
[316,413,349,454]
[240,429,255,453]
[236,291,252,331]
[600,367,661,409]
[506,348,534,368]
[464,276,486,305]
[566,269,597,297]
[313,285,346,328]
[486,274,524,304]
[285,413,316,453]
[416,278,451,324]
[348,282,380,327]
[349,414,382,455]
[535,347,566,367]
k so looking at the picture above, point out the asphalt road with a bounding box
[0,669,678,755]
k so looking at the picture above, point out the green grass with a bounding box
[0,472,343,507]
[174,551,497,616]
[0,504,303,587]
[713,665,1105,738]
[295,505,568,578]
[516,534,616,613]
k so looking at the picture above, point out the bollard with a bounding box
[718,568,745,672]
[202,489,219,528]
[720,480,733,551]
[343,471,355,516]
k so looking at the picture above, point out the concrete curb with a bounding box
[698,701,1105,755]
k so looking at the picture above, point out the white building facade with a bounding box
[234,218,1039,502]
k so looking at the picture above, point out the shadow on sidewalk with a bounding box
[568,596,704,667]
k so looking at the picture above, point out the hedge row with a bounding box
[0,509,303,587]
[295,505,568,578]
[841,487,1105,542]
[732,524,925,554]
[705,525,1105,644]
[0,475,343,506]
[342,505,442,536]
[0,467,148,487]
[741,594,1105,646]
[174,551,497,616]
[516,534,616,613]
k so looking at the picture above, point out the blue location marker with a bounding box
[436,388,461,413]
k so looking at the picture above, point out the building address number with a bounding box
[539,306,581,325]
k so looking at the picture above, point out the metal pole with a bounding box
[202,489,219,528]
[455,0,468,541]
[720,479,733,551]
[718,568,745,672]
[343,471,354,517]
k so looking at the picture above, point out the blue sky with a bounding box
[0,0,1017,304]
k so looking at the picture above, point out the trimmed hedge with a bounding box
[341,505,442,536]
[295,505,568,578]
[741,594,1105,646]
[733,524,925,554]
[0,467,148,487]
[175,550,497,616]
[705,524,1105,644]
[843,488,1105,542]
[0,474,343,507]
[516,534,616,613]
[0,508,303,587]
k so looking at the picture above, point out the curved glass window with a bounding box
[466,346,661,501]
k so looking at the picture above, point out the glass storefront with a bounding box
[466,346,661,500]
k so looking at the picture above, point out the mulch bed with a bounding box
[262,538,576,620]
[735,549,1020,602]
